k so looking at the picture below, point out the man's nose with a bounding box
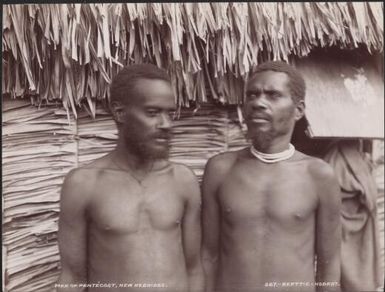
[157,112,172,129]
[252,94,268,109]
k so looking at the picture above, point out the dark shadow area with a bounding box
[291,116,334,158]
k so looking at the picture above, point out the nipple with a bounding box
[294,213,303,220]
[225,207,232,213]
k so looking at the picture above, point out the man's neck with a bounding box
[114,140,167,173]
[114,148,150,171]
[252,136,292,154]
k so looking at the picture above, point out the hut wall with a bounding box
[2,100,384,291]
[2,100,77,292]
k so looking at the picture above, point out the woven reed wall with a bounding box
[2,100,384,292]
[2,101,76,292]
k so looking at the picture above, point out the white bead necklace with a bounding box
[250,143,295,164]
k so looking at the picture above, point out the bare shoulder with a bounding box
[80,152,114,170]
[61,167,97,202]
[171,162,199,184]
[59,168,95,220]
[304,155,336,182]
[291,151,335,180]
[63,153,115,188]
[63,157,109,188]
[202,150,242,199]
[205,149,241,177]
[61,154,113,203]
[170,162,200,202]
[299,153,340,204]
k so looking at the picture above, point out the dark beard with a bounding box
[246,111,295,151]
[248,129,275,151]
[123,127,170,160]
[142,142,170,160]
[125,136,170,160]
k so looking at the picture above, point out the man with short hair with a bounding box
[57,64,203,292]
[202,61,341,292]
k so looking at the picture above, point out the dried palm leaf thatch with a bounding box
[170,104,230,179]
[227,106,248,151]
[2,3,383,115]
[2,99,76,292]
[77,109,117,165]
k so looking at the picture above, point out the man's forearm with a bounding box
[187,265,204,292]
[316,262,341,292]
[202,253,218,292]
[316,283,340,292]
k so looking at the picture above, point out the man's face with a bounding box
[119,78,175,159]
[243,70,303,148]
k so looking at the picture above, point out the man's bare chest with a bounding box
[87,174,185,234]
[218,167,318,227]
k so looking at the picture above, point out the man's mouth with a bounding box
[155,137,169,142]
[153,134,172,143]
[248,115,271,123]
[251,118,269,123]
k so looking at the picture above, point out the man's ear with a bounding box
[110,101,126,124]
[294,100,305,121]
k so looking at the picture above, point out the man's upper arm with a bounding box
[201,156,226,258]
[58,169,91,284]
[313,161,341,286]
[180,165,202,268]
[178,165,204,291]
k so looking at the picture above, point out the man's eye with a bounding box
[147,110,159,116]
[268,91,282,98]
[246,93,258,100]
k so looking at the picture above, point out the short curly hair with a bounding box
[110,63,171,105]
[249,61,306,104]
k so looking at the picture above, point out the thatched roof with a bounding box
[2,3,384,116]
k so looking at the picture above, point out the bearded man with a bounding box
[202,61,341,292]
[57,64,203,292]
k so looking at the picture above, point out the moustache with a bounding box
[152,132,173,140]
[245,113,272,122]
